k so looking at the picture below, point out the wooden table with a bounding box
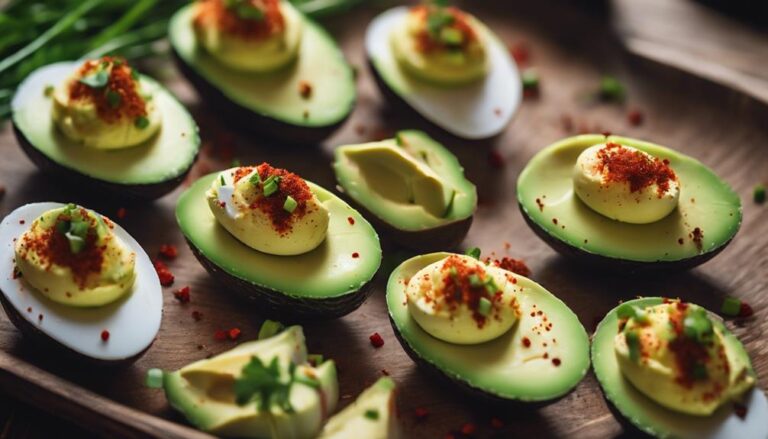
[0,1,766,438]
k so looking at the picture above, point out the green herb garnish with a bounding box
[134,116,149,129]
[439,27,463,46]
[145,368,164,388]
[468,273,482,288]
[249,171,261,186]
[692,363,708,380]
[465,247,481,259]
[522,68,539,90]
[283,195,298,213]
[625,330,641,362]
[79,69,109,88]
[427,10,454,37]
[224,0,266,21]
[307,354,324,366]
[234,357,293,412]
[105,89,121,108]
[720,297,741,317]
[616,303,649,324]
[598,75,625,102]
[364,409,380,421]
[262,175,281,197]
[484,276,498,294]
[683,307,714,344]
[477,297,492,316]
[130,68,140,81]
[56,213,91,255]
[754,184,766,204]
[448,266,458,279]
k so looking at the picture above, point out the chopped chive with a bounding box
[105,89,121,108]
[258,320,284,340]
[754,184,766,204]
[599,75,625,102]
[134,116,149,129]
[616,303,648,323]
[440,27,464,45]
[484,277,498,294]
[720,297,741,317]
[522,68,539,90]
[145,368,164,388]
[65,232,86,254]
[283,195,298,213]
[468,273,482,288]
[477,297,492,316]
[44,84,54,97]
[625,330,641,362]
[683,308,713,343]
[465,247,481,259]
[263,176,281,197]
[448,266,458,278]
[364,409,380,421]
[79,69,109,88]
[131,68,140,81]
[248,172,261,186]
[395,133,405,146]
[308,354,324,366]
[220,175,226,186]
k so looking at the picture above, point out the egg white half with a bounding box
[0,202,162,362]
[366,6,521,140]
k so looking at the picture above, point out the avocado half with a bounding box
[333,130,477,251]
[177,171,381,319]
[517,134,742,273]
[592,298,768,439]
[168,2,356,144]
[11,62,200,200]
[365,7,521,140]
[386,252,590,403]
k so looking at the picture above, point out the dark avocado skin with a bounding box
[518,202,733,274]
[336,187,473,252]
[173,50,352,145]
[0,292,153,366]
[186,238,374,320]
[13,124,196,201]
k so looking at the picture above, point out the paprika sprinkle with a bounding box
[596,143,677,197]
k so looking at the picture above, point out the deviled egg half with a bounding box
[11,56,200,200]
[177,164,381,319]
[366,3,521,139]
[386,252,590,402]
[593,298,767,438]
[0,203,162,364]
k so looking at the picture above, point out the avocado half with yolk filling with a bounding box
[176,171,381,319]
[333,130,476,251]
[517,134,741,273]
[386,252,589,402]
[11,62,200,200]
[169,1,356,144]
[592,298,768,439]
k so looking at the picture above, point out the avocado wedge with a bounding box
[386,252,590,403]
[517,135,741,273]
[333,130,476,251]
[169,1,355,144]
[176,171,381,319]
[318,377,400,439]
[11,62,200,200]
[592,298,768,439]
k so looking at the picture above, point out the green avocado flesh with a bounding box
[592,298,757,439]
[163,326,338,438]
[386,253,590,401]
[517,135,741,263]
[176,172,381,299]
[333,130,477,231]
[318,377,400,439]
[169,3,355,128]
[12,62,199,185]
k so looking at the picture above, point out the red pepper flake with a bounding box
[248,163,314,235]
[12,266,22,279]
[116,207,127,220]
[174,286,191,303]
[154,260,175,286]
[381,369,390,376]
[487,150,505,169]
[739,302,754,318]
[69,57,148,123]
[597,142,677,197]
[678,238,684,245]
[158,244,178,260]
[19,220,25,225]
[38,314,44,322]
[26,307,32,313]
[298,80,312,99]
[490,417,504,429]
[347,216,355,225]
[490,257,531,277]
[414,407,429,420]
[509,42,530,65]
[552,358,561,367]
[627,108,644,126]
[493,107,502,117]
[228,327,242,340]
[352,252,360,258]
[734,402,748,419]
[522,337,531,348]
[193,0,285,40]
[192,310,203,321]
[214,329,227,341]
[369,332,384,348]
[100,330,110,341]
[460,423,477,435]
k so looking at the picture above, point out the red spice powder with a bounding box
[667,304,712,388]
[552,358,561,367]
[412,6,477,53]
[154,260,175,286]
[488,257,531,277]
[69,57,147,123]
[437,256,508,329]
[347,216,355,225]
[298,80,312,99]
[487,150,505,169]
[509,41,530,65]
[228,327,242,340]
[596,142,677,197]
[522,337,531,348]
[174,286,191,303]
[369,332,385,348]
[352,252,360,258]
[194,0,284,40]
[249,163,314,235]
[159,244,178,260]
[101,330,110,341]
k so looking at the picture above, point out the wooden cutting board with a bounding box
[0,1,766,438]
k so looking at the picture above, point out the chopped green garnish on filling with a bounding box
[616,303,649,324]
[754,184,766,204]
[465,247,481,259]
[220,175,226,186]
[364,409,380,421]
[134,116,149,129]
[448,266,458,279]
[283,195,298,213]
[130,68,140,81]
[440,27,464,45]
[225,0,265,21]
[234,356,294,412]
[683,308,713,344]
[294,373,320,389]
[105,89,121,108]
[79,69,109,89]
[625,330,641,362]
[258,320,285,340]
[145,368,164,388]
[262,175,281,197]
[720,297,741,317]
[56,214,91,255]
[427,9,454,37]
[248,171,261,186]
[468,273,482,288]
[484,276,498,294]
[477,296,492,316]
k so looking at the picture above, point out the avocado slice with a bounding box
[169,1,356,144]
[11,62,200,200]
[386,252,590,402]
[163,326,339,438]
[333,130,477,251]
[176,172,381,319]
[318,377,401,439]
[517,134,741,272]
[592,298,768,439]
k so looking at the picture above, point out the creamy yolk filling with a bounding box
[405,254,520,344]
[193,0,303,72]
[573,142,680,224]
[14,204,136,307]
[390,5,488,85]
[614,300,755,416]
[51,56,161,149]
[206,163,330,256]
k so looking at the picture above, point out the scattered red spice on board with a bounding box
[174,286,191,303]
[248,163,314,235]
[298,80,312,99]
[347,216,355,225]
[487,150,505,169]
[69,57,147,123]
[494,107,502,117]
[355,124,366,136]
[597,143,677,196]
[415,407,429,420]
[627,108,644,126]
[228,328,242,340]
[509,41,530,65]
[101,330,110,341]
[116,207,126,219]
[734,403,748,419]
[352,252,360,258]
[490,417,504,429]
[194,0,285,40]
[158,244,178,260]
[154,260,175,286]
[490,257,531,277]
[739,302,754,318]
[552,358,561,367]
[192,310,203,321]
[369,332,384,348]
[460,423,477,435]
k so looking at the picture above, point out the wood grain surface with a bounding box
[0,1,767,438]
